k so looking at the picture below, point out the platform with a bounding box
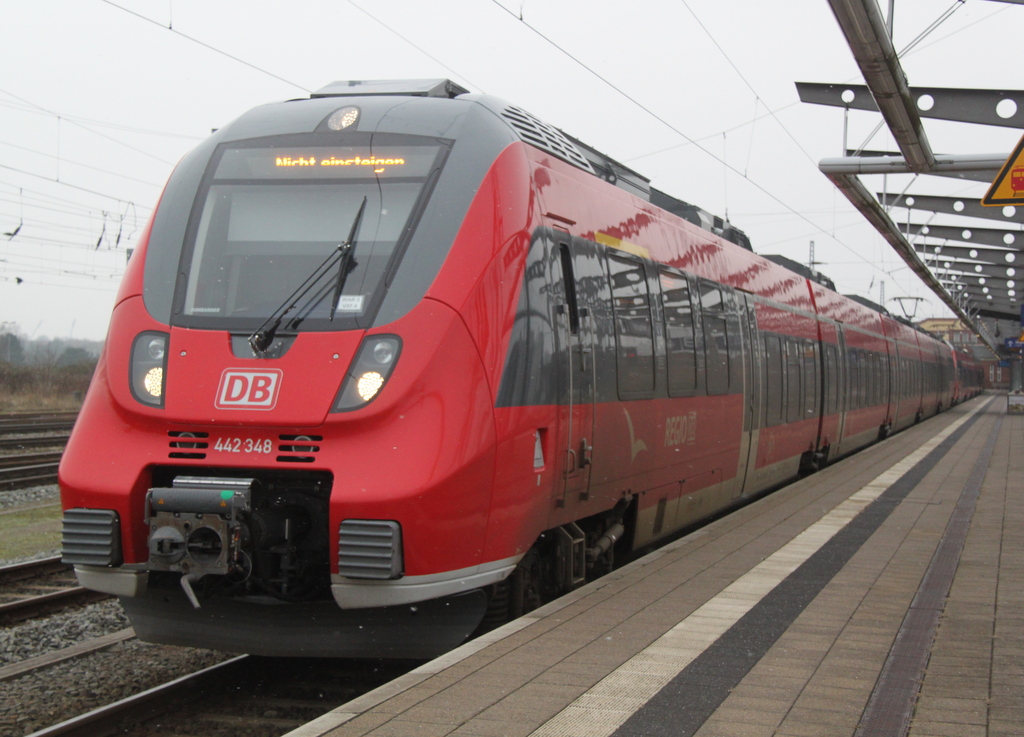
[286,393,1020,737]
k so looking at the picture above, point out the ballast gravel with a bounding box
[0,638,230,736]
[0,485,231,736]
[0,599,129,666]
[0,483,59,512]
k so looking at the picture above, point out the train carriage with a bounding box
[59,80,982,658]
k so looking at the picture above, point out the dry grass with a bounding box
[0,392,83,412]
[0,503,62,562]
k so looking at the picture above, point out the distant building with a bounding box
[916,318,1009,390]
[916,317,975,346]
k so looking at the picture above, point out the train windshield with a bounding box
[176,135,447,331]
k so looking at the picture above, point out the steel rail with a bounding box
[0,555,66,584]
[0,628,135,683]
[0,420,76,434]
[29,656,250,737]
[0,586,107,624]
[0,434,69,451]
[0,556,109,623]
[0,451,63,469]
[0,462,60,491]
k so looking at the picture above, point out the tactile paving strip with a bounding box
[854,410,1004,737]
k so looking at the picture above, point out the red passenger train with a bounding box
[59,80,982,657]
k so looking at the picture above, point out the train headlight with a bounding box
[144,367,164,397]
[356,371,385,401]
[332,335,401,412]
[146,337,165,360]
[326,106,360,130]
[130,331,168,408]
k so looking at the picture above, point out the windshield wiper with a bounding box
[248,197,368,355]
[329,196,367,320]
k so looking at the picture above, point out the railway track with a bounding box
[30,654,415,737]
[0,411,74,489]
[0,451,62,491]
[0,556,108,624]
[0,411,77,435]
[0,433,69,451]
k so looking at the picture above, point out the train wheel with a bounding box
[478,580,511,633]
[510,549,543,618]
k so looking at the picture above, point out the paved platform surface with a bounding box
[287,393,1019,737]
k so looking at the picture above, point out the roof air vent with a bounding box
[501,106,595,174]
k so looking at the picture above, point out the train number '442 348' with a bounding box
[212,437,274,454]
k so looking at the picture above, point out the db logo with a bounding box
[215,369,282,410]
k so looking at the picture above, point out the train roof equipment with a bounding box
[311,79,470,99]
[762,254,836,291]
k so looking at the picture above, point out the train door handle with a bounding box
[565,448,577,475]
[579,438,592,468]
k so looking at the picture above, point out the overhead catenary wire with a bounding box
[0,182,152,217]
[0,163,141,210]
[0,195,137,230]
[0,98,204,141]
[0,139,165,189]
[0,214,126,242]
[98,0,311,93]
[0,87,177,166]
[484,0,925,300]
[677,0,820,169]
[628,3,1002,170]
[345,1,484,94]
[902,2,1008,57]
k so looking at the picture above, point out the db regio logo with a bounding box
[215,369,282,410]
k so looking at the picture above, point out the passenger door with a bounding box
[553,235,597,507]
[833,326,849,457]
[736,292,760,496]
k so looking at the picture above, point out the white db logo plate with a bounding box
[215,369,282,410]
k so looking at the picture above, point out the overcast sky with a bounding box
[1,0,1021,341]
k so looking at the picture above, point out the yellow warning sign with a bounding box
[982,132,1024,206]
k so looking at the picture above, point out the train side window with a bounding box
[700,281,730,395]
[823,343,838,415]
[764,334,784,426]
[608,254,655,396]
[874,353,882,405]
[859,350,868,409]
[558,243,580,335]
[871,352,878,405]
[786,339,802,423]
[803,340,817,417]
[848,349,860,410]
[865,352,872,406]
[659,270,696,396]
[868,352,877,405]
[882,353,890,402]
[865,351,873,406]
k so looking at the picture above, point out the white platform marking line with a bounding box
[530,407,980,737]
